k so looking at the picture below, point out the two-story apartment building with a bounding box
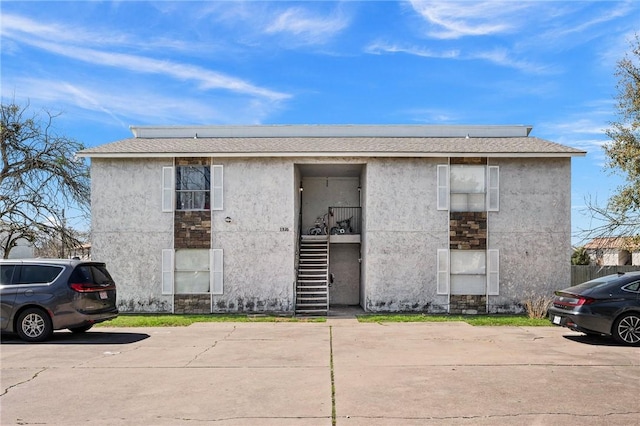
[78,125,585,315]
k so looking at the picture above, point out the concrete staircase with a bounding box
[296,235,329,316]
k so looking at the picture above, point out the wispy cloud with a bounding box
[365,40,551,74]
[408,0,530,39]
[264,6,349,45]
[365,40,459,58]
[2,77,278,126]
[1,13,290,102]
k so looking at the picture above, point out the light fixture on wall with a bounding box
[299,186,303,192]
[225,217,232,223]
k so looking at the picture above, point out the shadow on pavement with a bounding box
[562,333,629,347]
[0,330,150,345]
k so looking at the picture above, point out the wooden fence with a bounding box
[571,265,640,286]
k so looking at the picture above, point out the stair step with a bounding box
[297,236,329,316]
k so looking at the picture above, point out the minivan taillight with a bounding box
[70,283,115,293]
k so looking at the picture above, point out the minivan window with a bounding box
[91,265,114,285]
[15,265,64,284]
[0,265,16,285]
[70,266,93,283]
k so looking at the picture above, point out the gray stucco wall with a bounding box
[91,155,573,315]
[211,158,296,312]
[362,157,572,313]
[488,158,572,312]
[91,158,174,312]
[363,158,449,312]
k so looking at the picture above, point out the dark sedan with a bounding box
[548,272,640,345]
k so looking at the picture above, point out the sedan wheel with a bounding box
[16,308,53,342]
[613,313,640,345]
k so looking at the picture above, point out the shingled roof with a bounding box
[77,125,586,158]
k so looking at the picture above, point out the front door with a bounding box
[329,244,360,305]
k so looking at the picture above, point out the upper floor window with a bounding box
[163,164,223,212]
[450,165,485,212]
[176,166,210,210]
[437,164,499,212]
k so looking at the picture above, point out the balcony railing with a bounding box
[328,207,361,235]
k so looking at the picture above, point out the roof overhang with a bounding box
[79,151,585,159]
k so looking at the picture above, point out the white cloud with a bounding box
[1,13,290,102]
[365,41,459,58]
[265,6,349,44]
[365,41,552,74]
[408,0,530,39]
[2,77,281,126]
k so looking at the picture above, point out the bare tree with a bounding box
[582,35,640,249]
[1,100,90,259]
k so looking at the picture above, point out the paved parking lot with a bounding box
[1,319,639,425]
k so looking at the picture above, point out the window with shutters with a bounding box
[162,165,222,212]
[437,249,500,296]
[162,249,223,295]
[450,166,486,212]
[437,164,499,212]
[176,166,210,210]
[450,250,486,295]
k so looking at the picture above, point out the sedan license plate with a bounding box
[99,291,108,300]
[553,315,561,325]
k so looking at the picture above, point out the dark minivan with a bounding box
[0,259,118,342]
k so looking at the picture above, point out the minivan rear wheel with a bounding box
[16,308,53,342]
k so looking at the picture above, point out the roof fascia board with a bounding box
[129,124,534,139]
[77,151,586,159]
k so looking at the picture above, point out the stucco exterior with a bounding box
[91,158,173,312]
[363,158,448,312]
[488,158,572,312]
[82,125,585,315]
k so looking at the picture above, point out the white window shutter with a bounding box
[212,165,223,210]
[162,167,175,212]
[487,249,499,295]
[161,249,174,295]
[487,166,499,211]
[211,249,223,294]
[437,165,449,211]
[437,249,449,295]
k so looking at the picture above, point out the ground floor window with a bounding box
[175,249,210,293]
[450,250,486,295]
[437,249,499,296]
[162,249,224,295]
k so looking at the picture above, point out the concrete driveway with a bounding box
[1,318,639,425]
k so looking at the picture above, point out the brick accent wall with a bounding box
[448,157,489,314]
[174,210,211,249]
[450,157,487,165]
[450,212,487,250]
[450,295,487,314]
[172,157,212,314]
[176,157,209,167]
[174,295,210,314]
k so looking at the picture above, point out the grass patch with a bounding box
[97,314,324,327]
[357,314,550,327]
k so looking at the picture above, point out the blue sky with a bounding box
[2,1,639,243]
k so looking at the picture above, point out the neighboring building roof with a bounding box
[584,237,640,251]
[77,125,587,159]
